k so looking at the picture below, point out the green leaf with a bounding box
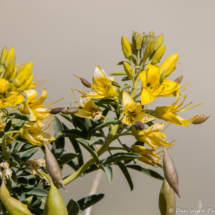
[13,120,25,131]
[84,164,98,174]
[100,165,113,185]
[121,76,132,81]
[58,153,78,166]
[110,71,127,76]
[126,164,164,180]
[21,148,39,162]
[17,177,28,185]
[77,194,105,213]
[89,136,104,146]
[62,129,86,139]
[4,120,12,132]
[19,143,37,152]
[67,199,80,215]
[10,153,21,166]
[25,188,48,197]
[102,152,141,165]
[9,112,30,121]
[67,160,79,171]
[76,139,99,165]
[120,84,132,91]
[117,61,130,65]
[117,162,133,191]
[51,116,65,159]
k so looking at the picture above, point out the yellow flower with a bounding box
[122,91,155,125]
[79,66,117,99]
[139,64,179,105]
[131,145,161,167]
[154,92,203,126]
[74,98,102,120]
[0,78,24,108]
[20,120,55,145]
[131,123,172,150]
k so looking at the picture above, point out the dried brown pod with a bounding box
[50,107,65,114]
[134,120,145,130]
[81,78,91,88]
[44,142,66,190]
[163,147,180,198]
[61,107,79,114]
[192,115,210,125]
[174,75,183,84]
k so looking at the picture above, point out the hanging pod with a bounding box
[43,172,68,215]
[159,178,176,215]
[0,171,32,215]
[163,147,180,198]
[44,142,66,190]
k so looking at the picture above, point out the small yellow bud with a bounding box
[5,47,15,67]
[141,41,155,65]
[132,30,137,45]
[160,53,179,78]
[0,47,8,64]
[8,64,22,83]
[154,34,164,51]
[3,59,15,80]
[135,33,143,51]
[13,61,33,87]
[20,74,34,91]
[142,33,147,46]
[123,62,134,78]
[121,36,132,59]
[151,44,166,65]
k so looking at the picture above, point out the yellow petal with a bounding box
[24,89,38,104]
[141,88,156,105]
[122,91,136,111]
[93,66,111,87]
[31,88,47,105]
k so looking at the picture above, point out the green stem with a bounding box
[8,107,19,113]
[115,133,134,138]
[107,147,126,151]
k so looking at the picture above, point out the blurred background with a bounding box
[0,0,214,214]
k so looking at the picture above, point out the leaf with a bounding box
[10,153,21,166]
[58,153,78,166]
[120,84,132,91]
[21,148,39,162]
[117,61,130,65]
[17,177,28,186]
[102,152,141,165]
[25,188,48,197]
[9,112,30,121]
[76,139,100,165]
[121,76,132,81]
[4,120,12,132]
[126,164,164,180]
[67,199,80,215]
[87,120,121,139]
[77,194,105,213]
[110,71,127,76]
[89,136,104,146]
[117,162,133,191]
[19,143,37,152]
[67,160,79,171]
[99,165,113,185]
[13,120,25,131]
[84,164,98,174]
[71,114,88,134]
[51,116,65,159]
[62,129,86,139]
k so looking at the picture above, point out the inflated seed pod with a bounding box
[174,75,183,84]
[50,107,65,114]
[43,173,68,215]
[163,147,180,198]
[0,171,32,215]
[192,116,210,124]
[159,178,176,215]
[62,107,79,114]
[81,78,91,88]
[44,142,66,190]
[134,120,145,130]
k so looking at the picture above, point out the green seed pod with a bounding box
[154,34,164,51]
[163,147,180,198]
[62,107,79,114]
[0,171,32,215]
[0,47,8,64]
[3,59,15,80]
[13,61,33,88]
[123,62,134,78]
[43,172,68,215]
[159,178,176,215]
[50,107,65,114]
[81,78,91,88]
[134,121,145,130]
[135,33,143,51]
[174,75,183,84]
[121,36,132,59]
[151,44,166,65]
[44,142,66,190]
[192,115,210,125]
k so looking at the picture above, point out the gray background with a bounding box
[0,1,214,214]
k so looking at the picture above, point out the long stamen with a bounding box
[73,74,81,80]
[179,81,192,89]
[179,103,202,112]
[35,77,49,87]
[42,97,65,107]
[180,88,187,93]
[161,122,171,132]
[72,88,82,107]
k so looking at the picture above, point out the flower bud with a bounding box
[62,107,79,114]
[192,115,210,125]
[123,62,134,78]
[159,178,176,215]
[142,41,155,65]
[5,47,15,68]
[151,44,166,65]
[135,33,143,51]
[154,34,164,51]
[81,78,91,88]
[43,172,68,215]
[132,30,137,45]
[0,47,8,64]
[160,54,179,78]
[9,64,22,83]
[121,36,132,59]
[50,107,65,114]
[163,147,180,198]
[20,74,34,91]
[3,59,15,80]
[134,120,145,130]
[44,142,66,190]
[0,171,32,215]
[174,75,183,84]
[13,61,33,87]
[142,33,147,46]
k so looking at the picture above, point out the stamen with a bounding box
[73,74,81,80]
[161,122,171,132]
[35,77,49,87]
[180,88,187,93]
[179,81,192,89]
[42,97,65,107]
[179,103,202,112]
[71,88,82,107]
